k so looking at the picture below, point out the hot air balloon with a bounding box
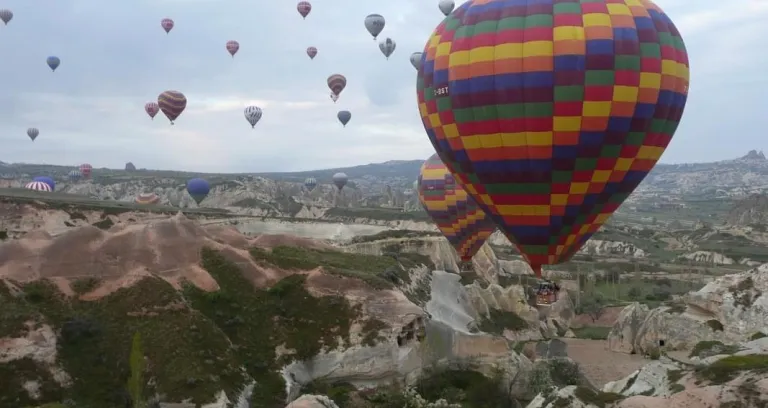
[79,163,92,179]
[46,56,60,72]
[145,102,159,120]
[68,170,81,182]
[304,177,317,192]
[0,9,12,25]
[378,38,396,59]
[226,41,239,57]
[25,181,52,192]
[187,178,210,205]
[327,74,346,103]
[417,154,496,265]
[417,0,689,282]
[244,106,262,128]
[332,173,347,191]
[364,14,385,40]
[158,90,187,125]
[32,176,55,191]
[135,192,160,205]
[438,0,455,16]
[306,46,317,60]
[409,52,423,71]
[161,18,174,33]
[297,1,311,19]
[337,110,351,127]
[27,128,39,141]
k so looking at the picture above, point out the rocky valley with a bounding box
[0,153,767,408]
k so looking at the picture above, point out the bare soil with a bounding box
[563,338,648,387]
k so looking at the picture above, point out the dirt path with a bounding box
[563,338,648,387]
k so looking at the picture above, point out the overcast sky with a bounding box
[0,0,766,172]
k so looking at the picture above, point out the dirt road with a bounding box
[563,338,648,387]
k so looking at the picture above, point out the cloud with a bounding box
[0,0,763,172]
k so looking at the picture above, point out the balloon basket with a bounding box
[458,261,473,273]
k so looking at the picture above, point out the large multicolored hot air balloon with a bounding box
[25,181,52,192]
[32,176,55,191]
[378,38,396,59]
[187,178,210,205]
[438,0,455,16]
[226,41,239,57]
[68,170,81,182]
[27,128,39,141]
[297,1,311,19]
[304,177,317,191]
[332,173,348,191]
[0,9,12,25]
[145,102,159,120]
[161,18,174,33]
[244,106,262,128]
[135,192,160,205]
[337,110,351,127]
[79,163,92,179]
[306,46,317,60]
[364,14,385,40]
[410,52,423,71]
[46,56,60,72]
[327,74,346,103]
[158,91,187,124]
[417,0,690,278]
[418,154,496,262]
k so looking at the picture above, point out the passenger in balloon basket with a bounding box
[458,260,474,273]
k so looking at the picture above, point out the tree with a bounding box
[127,331,146,408]
[627,286,642,300]
[581,293,606,323]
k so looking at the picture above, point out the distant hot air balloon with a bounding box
[417,154,496,262]
[145,102,159,120]
[46,56,60,72]
[409,52,422,70]
[438,0,455,16]
[337,110,351,127]
[306,46,317,60]
[68,170,82,182]
[32,176,55,191]
[27,128,39,141]
[187,178,210,205]
[79,163,92,179]
[135,192,160,205]
[378,38,396,59]
[332,172,347,191]
[226,41,239,57]
[297,1,311,19]
[244,106,262,128]
[125,162,136,171]
[161,18,174,33]
[417,0,690,278]
[25,181,52,192]
[0,9,12,25]
[364,14,385,40]
[327,74,346,103]
[158,90,187,125]
[304,177,317,192]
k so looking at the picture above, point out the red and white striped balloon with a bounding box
[226,41,240,57]
[161,18,174,33]
[25,181,51,192]
[79,163,93,178]
[297,1,311,18]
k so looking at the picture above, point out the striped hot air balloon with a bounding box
[68,170,81,182]
[417,154,496,262]
[25,181,52,192]
[79,163,92,178]
[158,90,187,124]
[135,192,160,205]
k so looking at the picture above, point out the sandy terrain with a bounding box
[564,338,648,386]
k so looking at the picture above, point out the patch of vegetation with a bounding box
[749,332,767,341]
[694,355,768,385]
[66,210,87,221]
[349,229,441,244]
[572,387,625,408]
[0,282,39,338]
[665,302,686,314]
[70,278,100,295]
[0,358,65,406]
[669,383,685,393]
[667,369,684,383]
[0,276,245,408]
[91,217,114,230]
[249,245,427,290]
[230,197,273,209]
[706,319,724,332]
[0,229,7,240]
[477,309,530,335]
[186,248,387,407]
[415,368,511,407]
[325,207,430,222]
[689,341,740,359]
[361,319,388,347]
[730,277,761,308]
[301,380,357,407]
[571,327,611,340]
